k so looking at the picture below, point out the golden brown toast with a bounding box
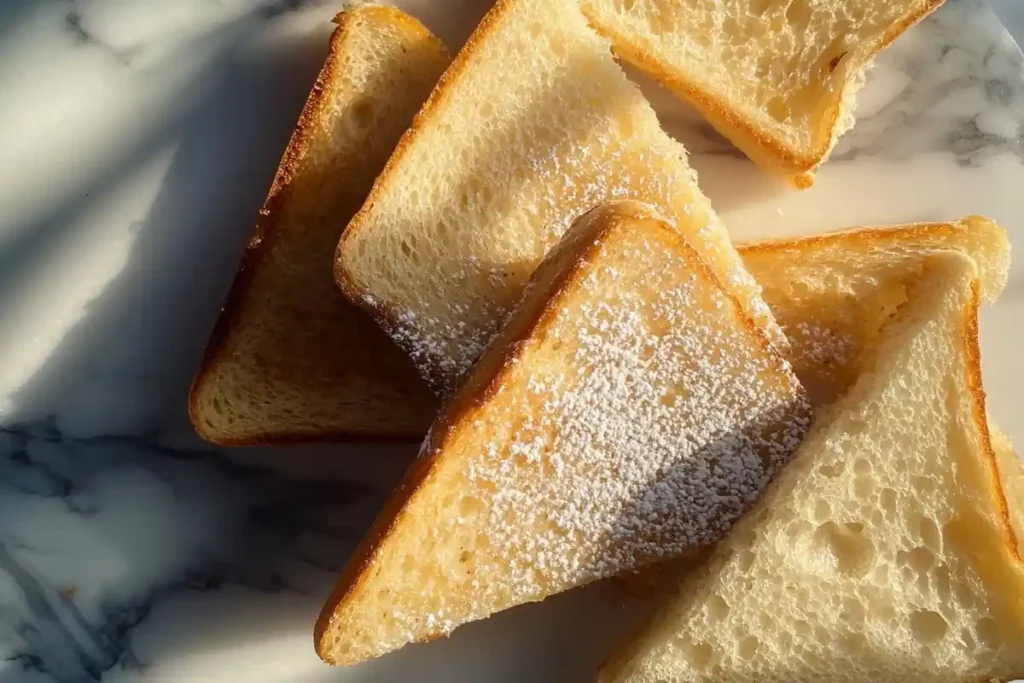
[188,7,450,445]
[315,200,810,665]
[599,253,1024,683]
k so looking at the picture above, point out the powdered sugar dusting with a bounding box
[332,221,812,658]
[787,320,856,370]
[372,298,497,392]
[435,226,809,608]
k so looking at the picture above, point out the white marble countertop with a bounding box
[0,1,1022,681]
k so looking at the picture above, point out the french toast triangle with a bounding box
[314,201,812,665]
[579,0,946,187]
[188,6,449,445]
[599,251,1024,683]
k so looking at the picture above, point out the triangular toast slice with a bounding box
[580,0,945,186]
[599,253,1024,683]
[738,215,1010,405]
[315,201,811,665]
[334,0,781,395]
[188,7,449,444]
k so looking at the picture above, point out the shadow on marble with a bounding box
[4,14,333,440]
[0,15,419,682]
[0,0,40,46]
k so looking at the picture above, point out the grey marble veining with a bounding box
[0,1,1022,681]
[0,420,382,682]
[834,0,1024,165]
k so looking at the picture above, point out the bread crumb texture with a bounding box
[600,256,1024,683]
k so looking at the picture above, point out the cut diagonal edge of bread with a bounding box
[738,215,1010,406]
[315,200,811,666]
[580,0,945,187]
[188,6,450,445]
[993,425,1024,545]
[334,0,781,396]
[599,253,1024,683]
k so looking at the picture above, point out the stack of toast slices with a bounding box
[187,1,1021,680]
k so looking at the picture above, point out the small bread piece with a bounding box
[335,0,780,395]
[581,0,945,187]
[739,215,1010,404]
[315,201,811,665]
[189,7,450,444]
[599,254,1024,683]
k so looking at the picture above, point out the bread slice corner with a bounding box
[188,5,450,445]
[738,214,1010,405]
[315,200,810,665]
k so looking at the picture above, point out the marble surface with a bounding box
[0,1,1022,681]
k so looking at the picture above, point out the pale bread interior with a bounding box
[994,426,1024,545]
[316,201,809,665]
[599,254,1024,683]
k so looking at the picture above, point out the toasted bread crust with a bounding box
[736,215,1009,303]
[315,201,805,662]
[189,6,446,444]
[583,0,944,187]
[963,279,1021,563]
[737,216,989,255]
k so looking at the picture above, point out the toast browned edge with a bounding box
[314,200,807,664]
[582,0,945,188]
[334,0,584,393]
[188,6,446,446]
[597,270,1024,683]
[963,278,1022,563]
[735,215,1009,303]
